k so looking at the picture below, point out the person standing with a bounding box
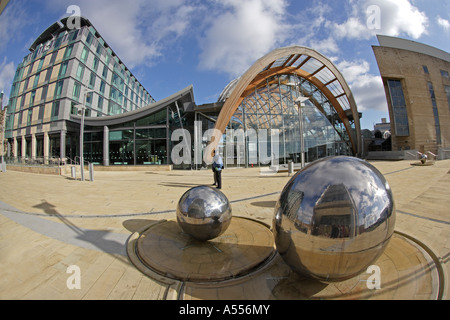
[212,150,224,189]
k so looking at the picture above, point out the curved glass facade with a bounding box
[82,104,189,167]
[219,74,351,168]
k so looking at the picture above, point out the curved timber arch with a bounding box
[214,46,362,157]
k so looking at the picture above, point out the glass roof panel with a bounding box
[337,96,350,110]
[271,56,291,68]
[291,55,309,68]
[327,81,345,97]
[300,58,323,74]
[315,68,335,84]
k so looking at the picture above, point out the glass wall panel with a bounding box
[136,109,166,126]
[109,129,134,165]
[227,74,352,167]
[135,139,167,165]
[387,79,410,137]
[84,131,103,164]
[427,82,442,145]
[49,135,60,158]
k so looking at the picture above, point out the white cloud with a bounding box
[437,16,450,31]
[308,37,340,54]
[333,16,372,40]
[0,57,15,103]
[198,0,289,77]
[330,0,429,40]
[336,59,387,112]
[48,0,199,68]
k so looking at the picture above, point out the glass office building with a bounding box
[4,17,155,165]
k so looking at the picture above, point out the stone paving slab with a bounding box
[0,159,448,300]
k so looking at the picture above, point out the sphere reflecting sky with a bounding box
[177,186,232,241]
[273,156,396,281]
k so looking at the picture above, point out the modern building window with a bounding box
[81,46,89,63]
[73,82,81,101]
[51,101,60,121]
[50,51,58,65]
[445,85,450,112]
[427,82,442,145]
[86,32,94,46]
[28,61,35,75]
[37,58,45,71]
[98,96,104,111]
[41,85,48,102]
[54,80,64,99]
[54,33,63,49]
[33,73,40,88]
[93,57,99,71]
[58,61,69,78]
[27,108,33,126]
[69,29,79,42]
[29,90,36,106]
[387,79,410,137]
[24,77,30,91]
[89,72,96,89]
[64,44,74,60]
[99,80,106,95]
[86,91,93,106]
[112,72,124,91]
[76,63,85,81]
[19,94,25,110]
[102,64,108,79]
[70,101,79,115]
[38,104,45,123]
[17,111,23,127]
[108,101,121,115]
[96,42,103,56]
[45,67,53,82]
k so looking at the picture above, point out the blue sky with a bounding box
[1,0,449,130]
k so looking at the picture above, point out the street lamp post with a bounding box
[0,90,4,171]
[78,89,94,181]
[286,82,310,169]
[295,96,310,169]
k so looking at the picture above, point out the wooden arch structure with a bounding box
[213,46,362,157]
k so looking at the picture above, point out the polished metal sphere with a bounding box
[176,186,232,241]
[273,156,395,281]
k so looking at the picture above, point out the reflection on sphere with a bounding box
[177,186,232,241]
[273,156,395,281]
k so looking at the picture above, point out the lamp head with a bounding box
[295,96,310,104]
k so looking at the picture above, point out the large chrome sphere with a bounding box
[176,186,232,241]
[273,156,395,281]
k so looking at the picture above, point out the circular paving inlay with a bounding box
[179,232,444,300]
[134,217,275,282]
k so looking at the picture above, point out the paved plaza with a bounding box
[0,159,449,300]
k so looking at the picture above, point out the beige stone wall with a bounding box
[373,46,450,154]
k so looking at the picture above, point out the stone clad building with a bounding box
[373,35,450,158]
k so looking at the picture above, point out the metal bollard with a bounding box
[288,161,294,176]
[89,163,94,182]
[71,166,76,179]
